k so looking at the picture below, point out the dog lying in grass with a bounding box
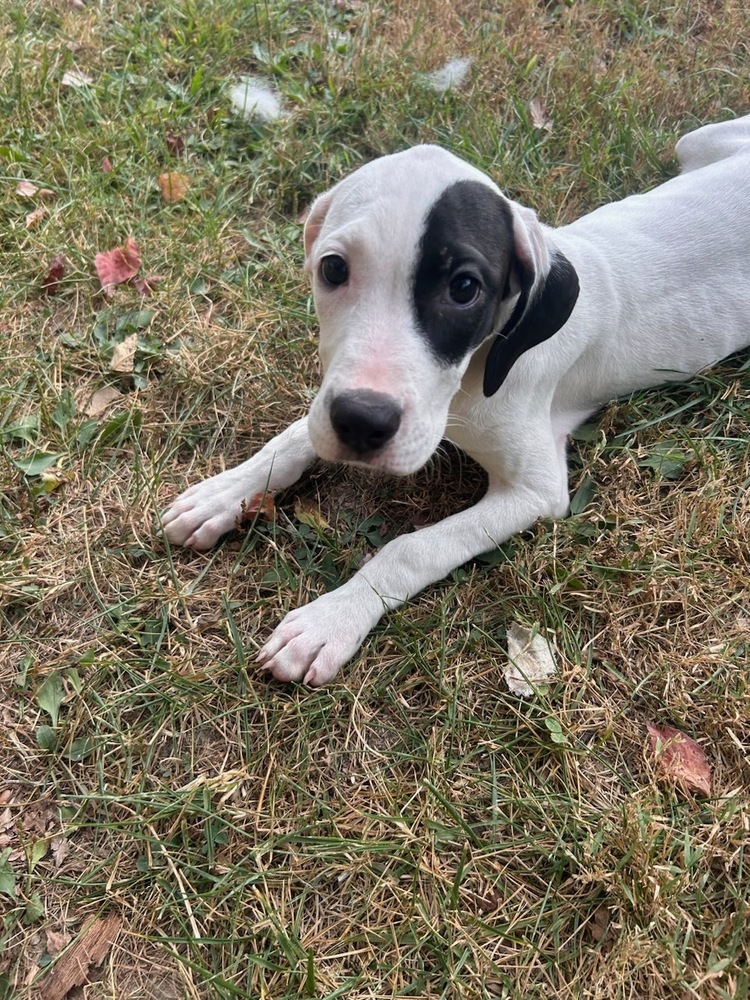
[163,114,750,685]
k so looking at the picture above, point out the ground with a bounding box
[0,1,748,998]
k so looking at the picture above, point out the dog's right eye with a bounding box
[448,272,481,306]
[320,255,349,287]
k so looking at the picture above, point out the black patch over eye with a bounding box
[320,254,349,286]
[413,180,514,364]
[448,273,481,306]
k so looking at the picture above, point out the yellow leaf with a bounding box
[157,171,190,203]
[294,499,330,531]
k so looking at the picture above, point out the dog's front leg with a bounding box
[162,417,315,550]
[259,479,566,686]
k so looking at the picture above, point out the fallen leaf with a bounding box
[50,837,71,871]
[26,206,48,229]
[166,133,185,156]
[42,254,68,295]
[95,236,141,295]
[16,180,38,198]
[294,499,329,531]
[110,333,138,374]
[133,274,161,296]
[529,97,553,132]
[61,69,93,87]
[157,171,190,202]
[101,155,113,173]
[85,386,121,417]
[0,807,12,836]
[45,928,71,957]
[647,723,712,797]
[240,492,275,522]
[589,904,610,942]
[504,623,558,697]
[38,913,121,1000]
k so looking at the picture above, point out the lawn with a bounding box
[1,1,749,997]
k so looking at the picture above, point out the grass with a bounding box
[1,0,749,997]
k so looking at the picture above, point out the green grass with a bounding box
[1,1,749,997]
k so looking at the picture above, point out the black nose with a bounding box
[329,390,402,454]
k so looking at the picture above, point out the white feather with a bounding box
[228,76,283,122]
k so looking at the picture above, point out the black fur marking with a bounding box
[413,182,514,364]
[482,251,580,397]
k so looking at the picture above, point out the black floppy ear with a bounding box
[482,199,579,397]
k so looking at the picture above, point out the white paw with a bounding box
[257,593,372,686]
[161,470,264,550]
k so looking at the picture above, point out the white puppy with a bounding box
[162,115,750,686]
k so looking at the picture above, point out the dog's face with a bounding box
[304,146,578,475]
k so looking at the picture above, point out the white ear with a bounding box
[509,203,552,279]
[303,189,335,268]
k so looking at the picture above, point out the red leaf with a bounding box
[95,236,141,295]
[241,492,275,522]
[133,274,161,297]
[647,723,712,797]
[166,133,185,156]
[42,254,68,295]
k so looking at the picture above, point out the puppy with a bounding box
[162,115,750,685]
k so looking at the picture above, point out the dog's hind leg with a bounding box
[676,114,750,172]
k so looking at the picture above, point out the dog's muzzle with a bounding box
[329,389,402,454]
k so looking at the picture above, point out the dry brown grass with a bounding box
[1,0,749,997]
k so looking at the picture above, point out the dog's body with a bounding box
[163,115,750,686]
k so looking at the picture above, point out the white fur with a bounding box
[162,116,750,686]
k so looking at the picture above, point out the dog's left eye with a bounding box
[320,255,349,287]
[448,273,481,306]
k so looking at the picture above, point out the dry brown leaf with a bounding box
[529,97,553,132]
[42,254,68,295]
[133,274,161,297]
[38,913,121,1000]
[241,492,275,522]
[95,236,141,295]
[157,171,190,203]
[50,836,71,870]
[110,333,138,374]
[45,928,71,957]
[589,904,610,942]
[26,206,48,229]
[85,386,121,417]
[165,133,185,156]
[647,723,712,797]
[16,180,38,198]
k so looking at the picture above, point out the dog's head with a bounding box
[303,145,579,475]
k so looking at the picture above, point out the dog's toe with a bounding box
[258,595,368,686]
[160,477,249,549]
